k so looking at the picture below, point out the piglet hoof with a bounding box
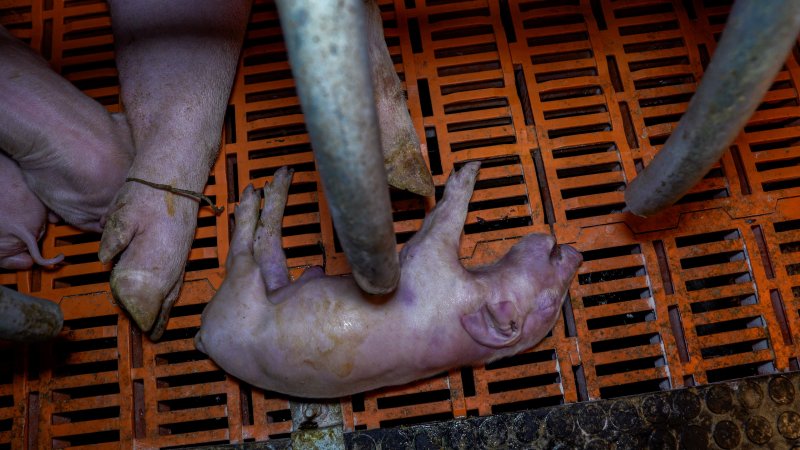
[442,161,481,201]
[99,180,197,339]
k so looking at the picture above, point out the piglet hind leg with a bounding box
[253,167,294,292]
[228,184,261,263]
[194,183,262,355]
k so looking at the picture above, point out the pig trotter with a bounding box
[364,0,434,196]
[0,285,63,342]
[384,138,435,197]
[227,168,294,295]
[103,0,250,339]
[229,184,261,262]
[99,183,193,339]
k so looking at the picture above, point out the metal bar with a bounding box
[624,0,800,217]
[0,286,63,342]
[274,0,400,294]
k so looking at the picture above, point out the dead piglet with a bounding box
[0,26,134,233]
[100,0,251,339]
[196,163,582,398]
[0,153,63,270]
[364,0,434,196]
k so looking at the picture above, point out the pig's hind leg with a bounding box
[253,167,294,292]
[228,184,261,264]
[400,162,481,264]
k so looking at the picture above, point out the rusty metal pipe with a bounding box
[625,0,800,217]
[274,0,400,294]
[0,286,63,342]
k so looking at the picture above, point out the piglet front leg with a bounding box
[100,0,251,339]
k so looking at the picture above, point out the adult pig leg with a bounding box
[253,167,293,292]
[0,26,134,232]
[364,0,434,197]
[101,0,251,339]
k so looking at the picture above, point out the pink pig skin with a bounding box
[98,0,432,338]
[0,153,63,270]
[0,26,134,233]
[196,163,582,398]
[99,0,251,339]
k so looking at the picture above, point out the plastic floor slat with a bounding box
[3,0,800,447]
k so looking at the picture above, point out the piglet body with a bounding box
[196,163,582,398]
[0,26,134,233]
[0,153,63,270]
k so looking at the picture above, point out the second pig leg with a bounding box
[364,0,434,197]
[253,167,293,292]
[400,162,480,265]
[101,0,251,339]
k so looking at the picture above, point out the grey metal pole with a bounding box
[275,0,400,294]
[625,0,800,217]
[0,286,63,342]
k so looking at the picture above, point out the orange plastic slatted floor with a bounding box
[1,0,800,448]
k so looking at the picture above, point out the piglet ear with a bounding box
[460,301,522,349]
